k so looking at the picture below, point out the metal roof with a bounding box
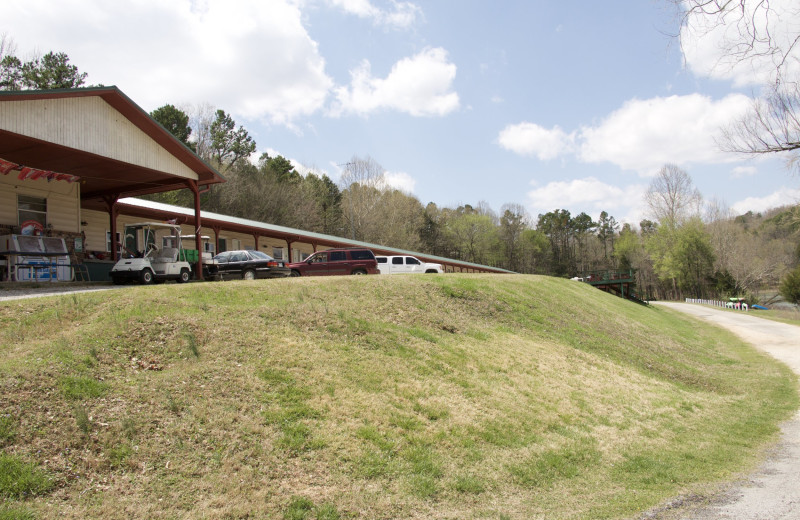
[115,197,515,274]
[0,86,224,202]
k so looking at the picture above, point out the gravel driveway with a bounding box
[646,302,800,520]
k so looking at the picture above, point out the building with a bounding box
[1,86,510,281]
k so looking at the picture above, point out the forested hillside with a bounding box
[140,102,800,302]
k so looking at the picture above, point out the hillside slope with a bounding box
[0,275,797,519]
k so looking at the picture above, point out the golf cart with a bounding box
[110,222,193,285]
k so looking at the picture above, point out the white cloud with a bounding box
[680,0,800,87]
[731,187,800,214]
[326,0,421,28]
[383,171,416,193]
[2,0,333,126]
[330,47,459,117]
[731,166,758,178]
[527,177,647,225]
[498,123,575,160]
[500,94,752,175]
[579,94,751,174]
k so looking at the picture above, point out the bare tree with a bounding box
[339,156,386,241]
[673,1,800,86]
[188,102,216,163]
[644,164,703,226]
[671,1,800,167]
[720,83,800,170]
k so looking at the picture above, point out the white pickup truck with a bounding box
[375,255,443,274]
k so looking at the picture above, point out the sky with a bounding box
[3,0,800,227]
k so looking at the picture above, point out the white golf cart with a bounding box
[110,222,193,285]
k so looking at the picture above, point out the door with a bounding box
[327,250,349,276]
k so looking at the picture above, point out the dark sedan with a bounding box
[208,250,291,280]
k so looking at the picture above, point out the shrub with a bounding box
[780,265,800,305]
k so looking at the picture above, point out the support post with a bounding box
[186,180,204,280]
[103,195,120,261]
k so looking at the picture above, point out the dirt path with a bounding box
[646,302,800,520]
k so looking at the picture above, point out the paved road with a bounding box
[648,302,800,520]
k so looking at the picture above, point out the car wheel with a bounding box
[242,269,256,280]
[352,269,366,275]
[140,269,154,285]
[178,268,191,283]
[290,270,300,277]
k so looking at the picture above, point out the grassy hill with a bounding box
[0,275,797,519]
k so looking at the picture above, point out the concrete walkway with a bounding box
[648,302,800,520]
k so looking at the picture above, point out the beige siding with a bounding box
[0,98,197,180]
[80,209,112,253]
[0,173,80,232]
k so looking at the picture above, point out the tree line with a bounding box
[2,36,799,304]
[145,101,800,305]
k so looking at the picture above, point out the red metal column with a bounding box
[103,195,120,261]
[186,180,203,280]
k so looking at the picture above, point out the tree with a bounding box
[536,209,574,276]
[672,1,800,167]
[151,105,193,147]
[0,45,88,91]
[340,156,386,241]
[209,110,256,170]
[780,265,800,304]
[499,204,528,272]
[597,211,619,261]
[645,164,702,227]
[720,84,800,172]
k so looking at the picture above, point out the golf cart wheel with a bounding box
[242,269,256,281]
[140,269,154,285]
[178,268,191,284]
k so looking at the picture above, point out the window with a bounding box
[329,251,346,261]
[231,239,241,250]
[376,257,387,264]
[350,250,375,260]
[272,247,284,260]
[406,257,420,265]
[392,257,403,265]
[18,195,47,228]
[106,231,122,253]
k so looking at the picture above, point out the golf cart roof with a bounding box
[180,235,211,240]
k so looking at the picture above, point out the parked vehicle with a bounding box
[110,222,193,285]
[207,250,291,280]
[375,255,444,274]
[286,248,379,277]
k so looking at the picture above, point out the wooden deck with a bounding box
[580,269,648,305]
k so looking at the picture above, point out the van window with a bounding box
[329,251,347,261]
[392,257,403,265]
[376,257,387,263]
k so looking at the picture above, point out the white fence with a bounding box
[685,298,748,311]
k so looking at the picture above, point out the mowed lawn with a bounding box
[0,275,797,519]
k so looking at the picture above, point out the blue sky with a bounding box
[3,0,799,226]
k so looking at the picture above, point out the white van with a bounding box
[375,255,443,275]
